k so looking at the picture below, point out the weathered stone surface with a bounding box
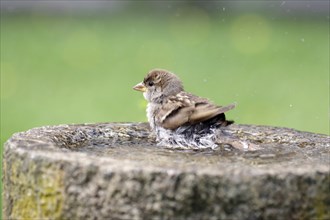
[2,123,330,220]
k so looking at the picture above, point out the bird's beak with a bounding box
[133,82,147,92]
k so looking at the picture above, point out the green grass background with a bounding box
[1,11,329,148]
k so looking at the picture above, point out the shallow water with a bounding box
[66,139,317,171]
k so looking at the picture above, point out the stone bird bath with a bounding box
[2,122,329,219]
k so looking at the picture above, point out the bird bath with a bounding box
[2,122,329,219]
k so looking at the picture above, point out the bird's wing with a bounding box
[156,92,193,129]
[189,102,236,123]
[157,92,236,130]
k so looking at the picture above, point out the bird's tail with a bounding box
[216,103,236,127]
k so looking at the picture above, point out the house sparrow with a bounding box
[133,69,236,149]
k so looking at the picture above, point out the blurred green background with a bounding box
[1,1,329,147]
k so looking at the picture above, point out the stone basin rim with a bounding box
[14,121,329,133]
[7,144,329,175]
[4,122,330,177]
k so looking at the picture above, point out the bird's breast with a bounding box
[143,92,149,101]
[146,103,159,129]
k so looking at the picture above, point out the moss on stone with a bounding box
[6,154,64,219]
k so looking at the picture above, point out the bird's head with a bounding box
[133,69,184,103]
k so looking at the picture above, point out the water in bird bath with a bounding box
[67,137,306,171]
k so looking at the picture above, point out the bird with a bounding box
[133,68,236,149]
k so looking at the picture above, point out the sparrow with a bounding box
[133,69,236,149]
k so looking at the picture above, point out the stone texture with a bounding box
[2,122,330,220]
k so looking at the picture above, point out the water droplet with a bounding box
[203,79,208,83]
[301,38,305,42]
[289,104,293,108]
[223,7,226,11]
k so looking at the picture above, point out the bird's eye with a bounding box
[148,81,154,87]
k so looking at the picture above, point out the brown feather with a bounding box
[157,91,236,130]
[161,106,194,129]
[188,103,222,123]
